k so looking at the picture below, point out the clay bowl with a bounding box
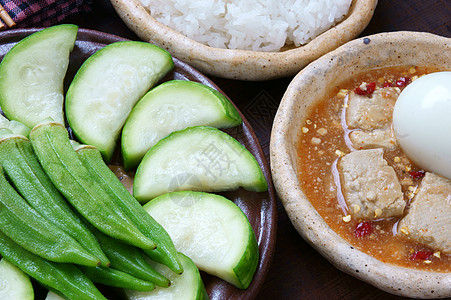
[270,31,451,298]
[110,0,377,81]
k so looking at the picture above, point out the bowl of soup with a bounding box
[270,31,451,298]
[110,0,377,80]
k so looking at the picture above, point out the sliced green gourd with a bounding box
[0,24,78,128]
[45,291,65,300]
[121,80,242,170]
[0,115,30,137]
[66,41,174,162]
[0,258,34,300]
[124,252,208,300]
[143,192,259,289]
[133,126,267,202]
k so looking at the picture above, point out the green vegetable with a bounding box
[144,191,259,289]
[79,266,155,292]
[29,121,156,250]
[0,115,30,137]
[89,225,170,287]
[134,126,268,202]
[0,24,78,128]
[0,165,100,266]
[66,41,174,162]
[121,79,242,170]
[124,253,209,300]
[0,258,34,300]
[0,230,106,300]
[45,291,66,300]
[74,143,183,274]
[0,132,110,267]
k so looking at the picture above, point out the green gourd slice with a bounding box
[121,80,242,170]
[65,41,174,162]
[124,252,208,300]
[45,291,65,300]
[133,126,267,202]
[0,115,30,137]
[0,24,77,128]
[143,192,259,290]
[0,258,34,300]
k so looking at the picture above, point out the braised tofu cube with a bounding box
[350,128,397,150]
[346,87,400,150]
[339,149,405,220]
[398,172,451,254]
[346,87,399,130]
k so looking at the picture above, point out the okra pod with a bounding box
[0,166,100,266]
[0,133,110,267]
[75,143,183,274]
[0,230,106,300]
[79,266,156,292]
[90,224,170,287]
[29,121,156,250]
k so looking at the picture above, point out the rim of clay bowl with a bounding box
[110,0,377,81]
[270,31,451,298]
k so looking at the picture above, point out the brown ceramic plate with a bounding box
[270,31,451,298]
[0,28,277,300]
[110,0,377,81]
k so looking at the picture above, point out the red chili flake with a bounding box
[395,76,411,87]
[410,250,433,261]
[409,170,426,179]
[355,222,372,237]
[354,82,376,96]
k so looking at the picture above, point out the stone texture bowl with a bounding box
[110,0,377,81]
[270,31,451,298]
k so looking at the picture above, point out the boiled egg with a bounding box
[393,71,451,180]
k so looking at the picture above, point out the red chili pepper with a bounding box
[395,77,411,87]
[410,250,433,261]
[409,170,425,179]
[355,222,372,237]
[354,82,376,96]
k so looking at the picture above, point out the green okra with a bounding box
[0,230,107,300]
[0,166,100,266]
[0,133,110,267]
[29,121,156,250]
[89,224,170,287]
[74,143,183,274]
[79,266,156,292]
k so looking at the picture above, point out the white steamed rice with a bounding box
[139,0,353,52]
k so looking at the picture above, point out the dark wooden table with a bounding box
[63,1,450,299]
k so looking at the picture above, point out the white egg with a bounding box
[393,71,451,180]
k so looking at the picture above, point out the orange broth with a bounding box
[297,66,450,272]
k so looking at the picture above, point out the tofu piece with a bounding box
[346,87,400,150]
[339,149,405,220]
[346,87,399,130]
[349,128,398,150]
[398,172,451,254]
